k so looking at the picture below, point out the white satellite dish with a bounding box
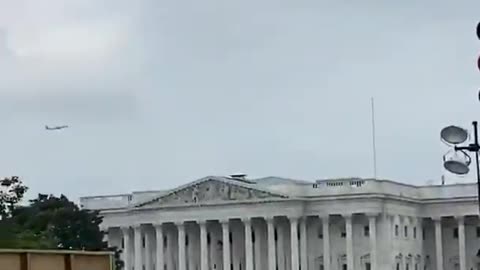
[440,125,468,145]
[443,150,471,175]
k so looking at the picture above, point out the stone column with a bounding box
[300,217,308,270]
[433,217,443,270]
[267,217,276,270]
[221,220,231,270]
[368,214,377,270]
[416,218,423,270]
[290,217,300,270]
[457,216,466,270]
[344,215,354,270]
[243,218,254,270]
[200,221,208,270]
[134,226,143,270]
[145,227,153,270]
[155,225,164,270]
[177,222,186,270]
[122,227,132,270]
[322,216,330,270]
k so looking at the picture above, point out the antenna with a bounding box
[371,97,378,179]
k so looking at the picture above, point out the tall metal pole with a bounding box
[371,97,377,179]
[473,121,480,213]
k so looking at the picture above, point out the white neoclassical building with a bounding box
[80,175,480,270]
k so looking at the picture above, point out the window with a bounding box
[477,227,480,237]
[122,238,125,248]
[404,226,408,237]
[274,229,278,241]
[413,227,417,239]
[365,263,371,270]
[406,264,409,270]
[252,231,256,243]
[318,228,323,239]
[422,228,426,240]
[395,225,399,236]
[207,233,211,245]
[341,232,346,238]
[364,226,370,237]
[185,235,189,246]
[415,264,418,270]
[342,264,347,270]
[453,228,459,239]
[229,232,233,243]
[163,236,167,248]
[396,263,400,270]
[142,236,146,248]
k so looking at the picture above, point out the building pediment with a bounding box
[135,177,288,208]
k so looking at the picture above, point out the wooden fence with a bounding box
[0,249,113,270]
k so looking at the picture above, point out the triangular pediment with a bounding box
[136,177,288,208]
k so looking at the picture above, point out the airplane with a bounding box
[45,125,69,131]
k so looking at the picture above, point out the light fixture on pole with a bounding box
[440,121,480,212]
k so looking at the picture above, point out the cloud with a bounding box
[0,91,139,122]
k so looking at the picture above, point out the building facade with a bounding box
[80,176,480,270]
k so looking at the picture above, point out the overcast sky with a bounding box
[0,0,479,200]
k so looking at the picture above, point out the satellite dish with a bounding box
[477,21,480,40]
[440,125,468,145]
[443,150,471,175]
[444,160,470,175]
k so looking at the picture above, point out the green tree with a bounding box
[0,178,123,270]
[11,194,123,270]
[0,176,28,219]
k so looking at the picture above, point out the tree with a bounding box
[0,176,28,219]
[12,194,105,250]
[0,178,123,269]
[9,193,124,270]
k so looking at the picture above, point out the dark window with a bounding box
[404,226,408,237]
[298,229,300,240]
[422,228,426,240]
[415,264,418,270]
[318,228,323,239]
[395,225,399,236]
[142,265,145,270]
[406,264,409,270]
[342,264,347,270]
[365,263,371,270]
[163,236,167,248]
[476,227,480,237]
[142,236,146,248]
[252,231,256,243]
[396,264,400,270]
[320,265,324,270]
[164,264,167,270]
[364,226,370,237]
[185,235,189,246]
[341,232,346,238]
[121,238,125,248]
[231,264,233,270]
[207,233,211,245]
[454,228,459,239]
[413,227,417,239]
[274,229,278,241]
[229,232,232,243]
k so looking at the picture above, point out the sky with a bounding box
[0,0,479,200]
